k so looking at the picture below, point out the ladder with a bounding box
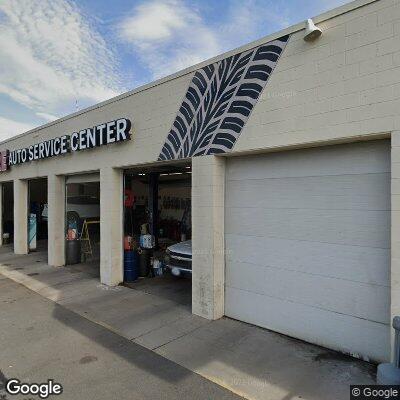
[80,219,100,260]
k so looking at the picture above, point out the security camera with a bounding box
[303,19,322,42]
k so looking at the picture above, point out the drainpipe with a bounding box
[377,317,400,384]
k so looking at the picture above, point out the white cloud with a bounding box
[36,112,59,122]
[0,0,123,127]
[118,0,295,81]
[0,117,34,141]
[211,0,292,53]
[120,1,187,42]
[118,0,221,79]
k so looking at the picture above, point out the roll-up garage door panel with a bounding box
[224,140,390,362]
[226,208,389,248]
[226,234,389,288]
[226,174,390,211]
[226,141,390,180]
[226,260,388,323]
[226,288,389,361]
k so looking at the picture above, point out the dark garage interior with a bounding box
[2,181,13,244]
[123,163,192,306]
[28,177,48,251]
[65,178,100,276]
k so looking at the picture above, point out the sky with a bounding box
[0,0,350,141]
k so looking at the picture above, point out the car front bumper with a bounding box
[166,254,192,276]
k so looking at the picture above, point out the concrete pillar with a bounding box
[13,178,28,254]
[192,155,225,320]
[0,183,3,246]
[48,175,65,266]
[391,131,400,361]
[149,172,159,247]
[100,167,123,286]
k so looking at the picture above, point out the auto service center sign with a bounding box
[0,117,131,171]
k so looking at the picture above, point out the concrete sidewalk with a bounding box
[0,246,376,400]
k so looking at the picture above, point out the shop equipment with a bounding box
[80,219,100,260]
[139,234,154,249]
[28,213,37,251]
[66,239,81,264]
[2,232,10,244]
[152,258,163,276]
[139,248,151,277]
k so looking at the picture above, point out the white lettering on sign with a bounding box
[6,118,131,167]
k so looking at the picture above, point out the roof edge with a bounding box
[0,0,378,146]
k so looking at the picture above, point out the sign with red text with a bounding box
[0,150,9,171]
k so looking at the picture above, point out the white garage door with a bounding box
[225,140,390,362]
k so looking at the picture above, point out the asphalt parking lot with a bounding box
[0,276,241,400]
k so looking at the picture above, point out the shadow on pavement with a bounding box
[0,245,377,400]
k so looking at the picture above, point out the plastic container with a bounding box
[124,250,139,282]
[124,236,133,250]
[139,234,154,249]
[153,259,163,276]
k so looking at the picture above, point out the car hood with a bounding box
[167,240,192,256]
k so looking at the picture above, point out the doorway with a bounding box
[65,173,100,277]
[123,163,192,307]
[28,178,48,252]
[2,181,14,246]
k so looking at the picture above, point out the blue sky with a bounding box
[0,0,349,140]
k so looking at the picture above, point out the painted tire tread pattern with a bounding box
[158,34,289,161]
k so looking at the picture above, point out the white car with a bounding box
[165,240,192,277]
[42,195,100,221]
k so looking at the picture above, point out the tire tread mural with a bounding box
[158,35,289,161]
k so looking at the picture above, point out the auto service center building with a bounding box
[0,0,399,364]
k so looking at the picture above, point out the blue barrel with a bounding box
[124,250,139,282]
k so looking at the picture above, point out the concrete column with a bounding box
[48,174,65,266]
[0,183,3,246]
[391,131,400,361]
[192,155,225,320]
[13,178,28,254]
[100,167,123,286]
